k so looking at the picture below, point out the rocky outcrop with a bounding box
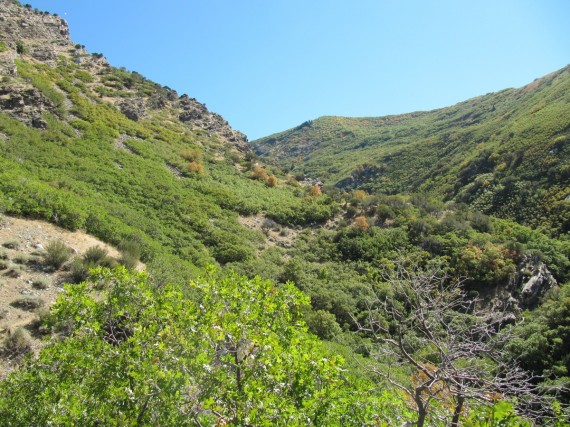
[0,84,54,128]
[0,1,108,70]
[0,0,72,49]
[177,94,249,151]
[513,254,557,308]
[471,254,557,325]
[118,98,147,122]
[113,90,249,151]
[0,52,17,77]
[0,0,251,155]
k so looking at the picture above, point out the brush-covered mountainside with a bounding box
[0,1,569,425]
[253,70,570,236]
[0,0,338,279]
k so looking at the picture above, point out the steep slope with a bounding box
[0,0,248,147]
[0,0,336,278]
[253,67,570,234]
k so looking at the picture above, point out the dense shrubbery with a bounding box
[0,267,550,426]
[0,59,338,273]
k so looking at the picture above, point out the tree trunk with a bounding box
[234,351,242,393]
[450,395,465,427]
[416,407,427,427]
[414,393,427,427]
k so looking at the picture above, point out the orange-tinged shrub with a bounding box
[353,216,369,230]
[186,161,204,175]
[181,148,202,162]
[251,165,268,181]
[352,189,367,202]
[306,185,321,198]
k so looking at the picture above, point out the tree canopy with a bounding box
[0,267,350,426]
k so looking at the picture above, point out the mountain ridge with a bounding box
[0,0,249,151]
[253,65,570,234]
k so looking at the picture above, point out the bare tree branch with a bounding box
[356,263,559,427]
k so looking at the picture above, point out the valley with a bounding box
[0,0,568,425]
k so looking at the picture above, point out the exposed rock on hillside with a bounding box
[513,254,557,308]
[0,0,70,49]
[178,95,249,150]
[478,254,558,323]
[117,98,147,122]
[0,0,250,153]
[0,84,53,127]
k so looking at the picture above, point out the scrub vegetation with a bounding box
[0,2,569,425]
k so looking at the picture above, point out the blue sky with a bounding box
[26,1,570,140]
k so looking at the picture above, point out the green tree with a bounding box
[507,282,570,403]
[0,267,348,426]
[15,41,25,54]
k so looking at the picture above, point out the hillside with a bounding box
[0,1,569,425]
[0,0,338,279]
[253,68,570,235]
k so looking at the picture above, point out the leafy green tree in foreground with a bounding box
[0,267,348,426]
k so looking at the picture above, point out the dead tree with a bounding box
[356,264,549,427]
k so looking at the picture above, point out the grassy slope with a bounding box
[253,66,570,234]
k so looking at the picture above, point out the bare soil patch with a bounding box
[0,215,122,377]
[238,214,300,253]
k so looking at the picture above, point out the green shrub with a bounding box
[1,328,32,358]
[33,307,55,335]
[10,296,45,311]
[4,267,21,278]
[16,41,25,55]
[118,253,138,270]
[43,240,71,270]
[69,257,89,283]
[118,238,141,270]
[74,70,93,83]
[305,309,342,340]
[32,278,50,290]
[12,254,29,265]
[70,247,117,283]
[82,245,109,265]
[2,240,20,250]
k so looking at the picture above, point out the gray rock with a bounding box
[0,85,55,127]
[516,254,557,308]
[30,46,56,63]
[118,98,147,121]
[31,116,48,129]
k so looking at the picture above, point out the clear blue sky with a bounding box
[26,1,570,140]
